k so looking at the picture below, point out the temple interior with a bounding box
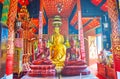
[0,0,120,79]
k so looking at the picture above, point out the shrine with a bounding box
[0,0,120,79]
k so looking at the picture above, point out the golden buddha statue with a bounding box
[50,26,66,68]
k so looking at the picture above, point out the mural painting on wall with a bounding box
[88,36,97,59]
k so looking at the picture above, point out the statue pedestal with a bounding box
[28,59,56,77]
[61,60,90,76]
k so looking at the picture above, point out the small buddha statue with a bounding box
[62,38,91,76]
[66,38,79,60]
[37,39,49,59]
[50,26,66,68]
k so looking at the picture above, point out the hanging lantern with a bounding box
[91,0,102,6]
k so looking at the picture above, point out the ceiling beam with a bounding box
[97,0,107,8]
[81,0,106,17]
[43,8,48,23]
[83,18,94,27]
[82,11,105,17]
[69,4,77,22]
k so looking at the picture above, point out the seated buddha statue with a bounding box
[66,38,79,60]
[50,26,66,68]
[37,39,49,59]
[61,38,90,76]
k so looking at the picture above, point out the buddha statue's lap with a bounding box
[50,44,66,61]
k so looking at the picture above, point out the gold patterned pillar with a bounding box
[107,0,120,78]
[5,0,18,77]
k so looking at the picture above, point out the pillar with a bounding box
[5,0,18,78]
[107,0,120,78]
[77,0,86,60]
[39,0,43,47]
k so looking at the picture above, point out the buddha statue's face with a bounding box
[42,40,47,47]
[54,27,60,34]
[70,39,76,47]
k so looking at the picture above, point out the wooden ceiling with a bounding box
[43,0,77,18]
[0,0,104,34]
[83,17,100,32]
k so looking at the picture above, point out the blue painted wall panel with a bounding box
[96,26,102,34]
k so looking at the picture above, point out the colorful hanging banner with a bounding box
[1,0,10,25]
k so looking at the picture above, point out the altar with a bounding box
[0,0,119,79]
[13,0,90,78]
[23,15,91,78]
